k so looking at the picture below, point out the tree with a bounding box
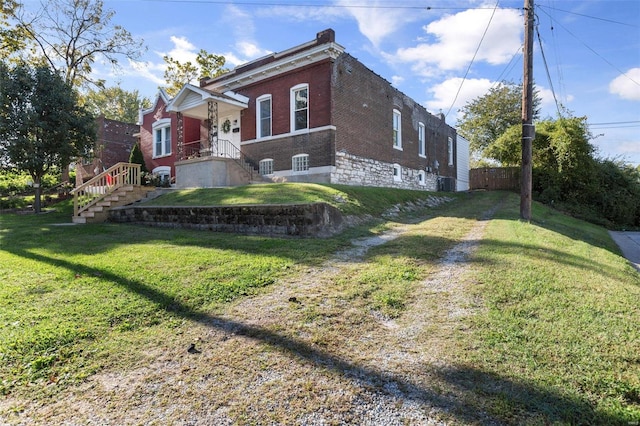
[0,0,28,59]
[82,86,151,123]
[128,141,148,174]
[8,0,144,89]
[457,81,540,159]
[0,62,96,212]
[163,49,227,97]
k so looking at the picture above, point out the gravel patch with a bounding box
[2,198,502,425]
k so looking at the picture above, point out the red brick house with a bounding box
[140,29,461,191]
[74,115,138,184]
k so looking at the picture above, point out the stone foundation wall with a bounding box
[108,202,344,237]
[332,151,438,191]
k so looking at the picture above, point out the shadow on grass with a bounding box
[5,247,625,425]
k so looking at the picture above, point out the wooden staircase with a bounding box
[72,162,154,224]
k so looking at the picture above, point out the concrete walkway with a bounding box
[609,231,640,272]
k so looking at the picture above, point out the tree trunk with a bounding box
[33,177,42,213]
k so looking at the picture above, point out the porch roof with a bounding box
[166,84,248,119]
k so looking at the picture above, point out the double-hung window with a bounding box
[152,118,171,158]
[448,136,454,166]
[292,154,309,172]
[418,122,426,157]
[291,84,309,132]
[257,94,272,138]
[393,109,402,150]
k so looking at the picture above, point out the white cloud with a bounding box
[257,4,342,23]
[166,35,198,63]
[127,59,166,86]
[221,5,271,65]
[336,0,421,47]
[609,68,640,101]
[426,77,494,119]
[391,75,404,86]
[394,8,522,76]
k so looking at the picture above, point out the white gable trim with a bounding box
[206,42,345,92]
[166,84,248,113]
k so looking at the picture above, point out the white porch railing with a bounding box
[72,162,142,218]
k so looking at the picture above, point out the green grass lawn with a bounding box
[0,186,638,424]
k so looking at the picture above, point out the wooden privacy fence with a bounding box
[470,167,520,190]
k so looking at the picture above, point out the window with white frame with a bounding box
[393,109,402,150]
[418,170,426,186]
[152,166,171,185]
[291,84,309,132]
[393,163,402,182]
[152,119,171,158]
[418,122,426,157]
[259,158,273,175]
[448,136,454,166]
[257,94,272,138]
[292,154,309,172]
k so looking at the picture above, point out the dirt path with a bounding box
[5,201,501,425]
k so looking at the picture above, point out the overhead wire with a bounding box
[442,1,501,121]
[534,15,562,117]
[536,5,640,88]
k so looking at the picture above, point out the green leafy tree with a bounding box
[457,81,540,159]
[163,49,227,97]
[82,86,151,123]
[0,0,28,59]
[8,0,144,89]
[0,62,96,212]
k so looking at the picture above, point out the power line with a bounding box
[535,17,562,117]
[537,4,638,28]
[140,0,518,10]
[589,121,640,126]
[536,5,640,88]
[443,1,501,120]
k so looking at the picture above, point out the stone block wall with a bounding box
[332,151,438,191]
[108,202,345,237]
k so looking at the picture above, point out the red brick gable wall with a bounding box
[95,116,138,167]
[139,94,201,178]
[235,59,333,141]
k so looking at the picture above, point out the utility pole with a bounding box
[520,0,534,221]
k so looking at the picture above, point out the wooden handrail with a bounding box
[72,162,141,217]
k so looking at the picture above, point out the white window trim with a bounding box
[418,122,426,158]
[241,125,336,145]
[152,118,171,158]
[393,109,402,151]
[292,153,309,173]
[256,94,272,139]
[290,83,309,133]
[418,170,426,186]
[259,158,274,175]
[152,166,171,184]
[448,136,454,166]
[393,163,402,182]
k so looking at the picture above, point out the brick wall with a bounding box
[139,95,200,178]
[236,60,333,141]
[241,128,335,172]
[331,54,457,181]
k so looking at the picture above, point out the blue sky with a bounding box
[27,0,640,165]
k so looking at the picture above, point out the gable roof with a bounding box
[166,84,248,114]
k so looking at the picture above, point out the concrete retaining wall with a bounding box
[108,202,344,237]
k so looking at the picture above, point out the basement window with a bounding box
[259,158,273,175]
[292,154,309,172]
[393,163,402,182]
